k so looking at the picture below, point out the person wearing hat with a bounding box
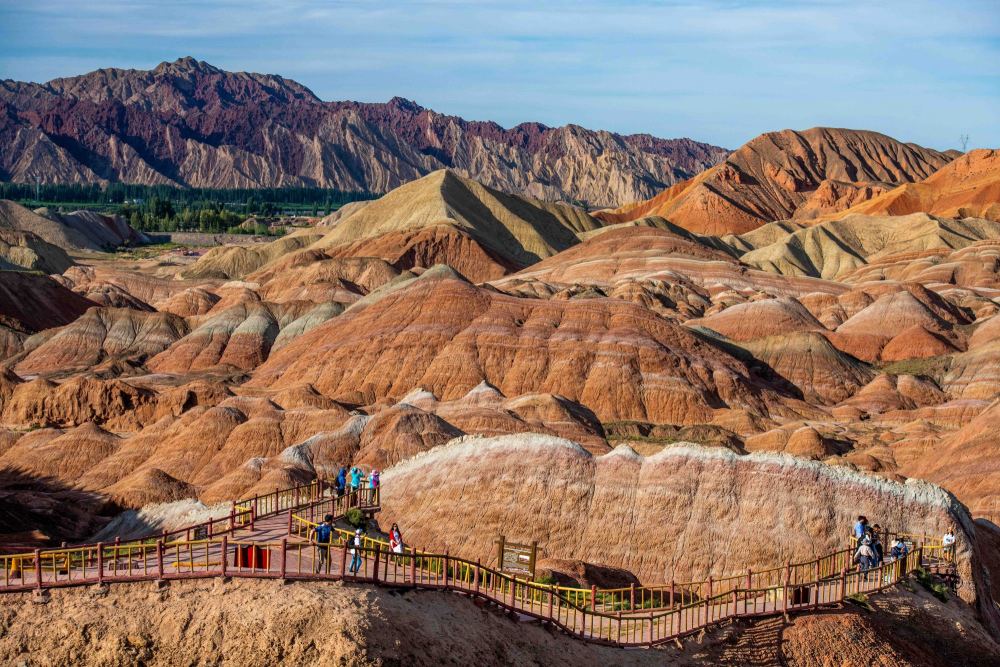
[854,536,876,581]
[311,514,335,574]
[348,528,364,575]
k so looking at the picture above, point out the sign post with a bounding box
[495,535,538,580]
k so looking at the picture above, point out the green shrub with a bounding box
[915,568,949,602]
[344,508,365,528]
[535,574,557,586]
[845,593,873,611]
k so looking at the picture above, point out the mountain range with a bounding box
[0,57,728,207]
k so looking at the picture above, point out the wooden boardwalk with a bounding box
[0,481,954,648]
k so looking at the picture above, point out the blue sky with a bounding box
[1,0,997,150]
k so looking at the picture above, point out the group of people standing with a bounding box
[852,515,957,578]
[333,466,379,498]
[309,514,405,575]
[852,516,889,576]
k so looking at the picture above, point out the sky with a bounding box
[0,0,997,151]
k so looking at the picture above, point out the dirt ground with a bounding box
[0,578,996,666]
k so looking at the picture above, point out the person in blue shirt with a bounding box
[350,467,362,491]
[311,514,335,573]
[335,467,347,497]
[853,515,868,547]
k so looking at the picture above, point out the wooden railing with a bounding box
[278,535,930,647]
[0,480,954,648]
[0,480,376,591]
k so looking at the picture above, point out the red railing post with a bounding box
[287,510,293,536]
[746,568,752,591]
[669,580,675,609]
[839,567,847,601]
[96,542,104,584]
[591,584,597,612]
[33,548,42,589]
[250,498,257,530]
[229,503,236,532]
[372,544,380,582]
[280,538,287,579]
[208,518,214,538]
[475,559,481,594]
[220,537,228,578]
[156,540,165,580]
[444,551,450,588]
[549,583,555,619]
[630,582,636,610]
[410,552,417,587]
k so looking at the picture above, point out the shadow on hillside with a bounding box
[0,466,117,548]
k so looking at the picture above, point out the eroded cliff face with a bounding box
[380,436,986,605]
[0,58,728,207]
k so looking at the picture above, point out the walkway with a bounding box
[0,480,955,648]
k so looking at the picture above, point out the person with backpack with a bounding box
[348,528,364,575]
[370,469,380,503]
[311,514,335,574]
[870,524,884,567]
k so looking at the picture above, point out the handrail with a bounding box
[0,482,953,648]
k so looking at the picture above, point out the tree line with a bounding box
[0,182,377,234]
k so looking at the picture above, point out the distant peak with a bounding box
[154,57,219,76]
[387,96,424,113]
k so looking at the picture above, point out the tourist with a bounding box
[336,467,347,497]
[854,537,876,580]
[853,515,867,547]
[311,514,335,574]
[348,528,364,574]
[942,528,956,560]
[389,522,403,562]
[370,469,380,503]
[890,538,908,560]
[870,524,884,566]
[350,466,362,491]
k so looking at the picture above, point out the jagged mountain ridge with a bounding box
[0,57,729,207]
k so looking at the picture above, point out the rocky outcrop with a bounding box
[815,149,1000,222]
[380,434,979,593]
[0,58,728,207]
[596,128,953,234]
[249,269,797,425]
[14,307,188,375]
[0,200,144,252]
[186,170,605,283]
[739,213,1000,280]
[0,228,72,273]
